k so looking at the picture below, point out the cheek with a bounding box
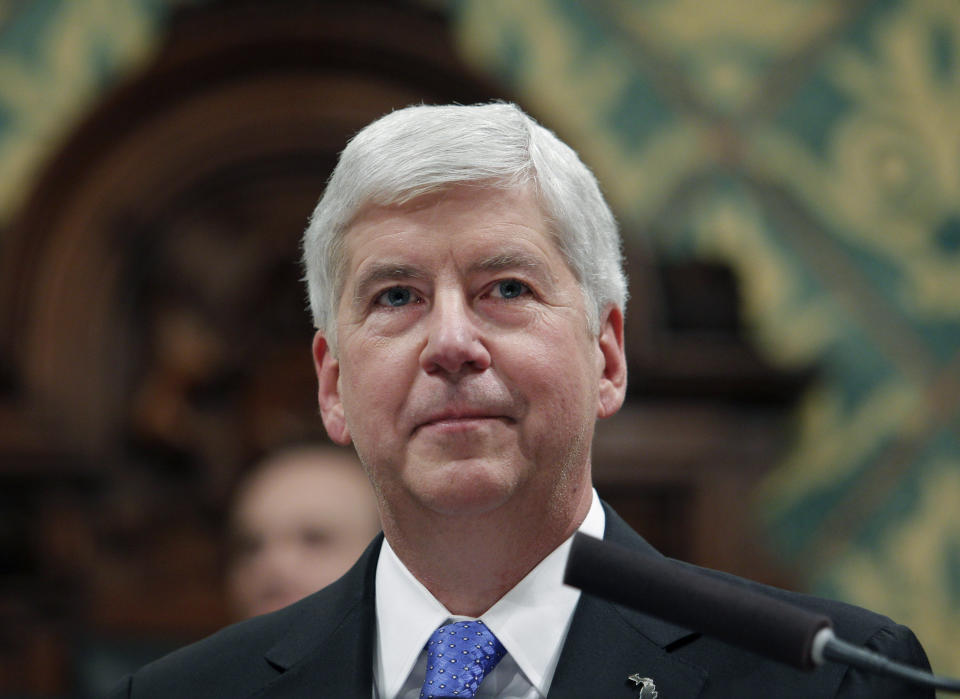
[497,327,598,430]
[519,319,596,390]
[339,341,398,410]
[343,330,414,381]
[336,340,417,463]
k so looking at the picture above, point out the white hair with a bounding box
[302,102,627,350]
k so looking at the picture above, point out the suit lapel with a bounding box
[549,593,706,698]
[246,536,382,698]
[548,505,708,699]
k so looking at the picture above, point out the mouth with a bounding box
[414,411,512,434]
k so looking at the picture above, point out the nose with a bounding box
[419,290,491,375]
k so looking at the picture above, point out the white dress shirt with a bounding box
[373,490,605,699]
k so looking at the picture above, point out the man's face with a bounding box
[226,452,380,619]
[313,185,625,523]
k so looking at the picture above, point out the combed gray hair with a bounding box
[302,102,627,350]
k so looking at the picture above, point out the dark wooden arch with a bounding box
[0,0,502,465]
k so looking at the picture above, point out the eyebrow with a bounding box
[352,263,429,304]
[471,249,557,292]
[469,250,545,275]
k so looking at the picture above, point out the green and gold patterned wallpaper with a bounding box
[1,0,957,676]
[0,0,168,227]
[449,0,960,674]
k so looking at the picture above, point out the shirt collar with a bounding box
[374,490,605,698]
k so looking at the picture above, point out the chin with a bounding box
[409,457,522,516]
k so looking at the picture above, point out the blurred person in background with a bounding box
[225,443,381,619]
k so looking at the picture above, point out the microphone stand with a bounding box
[811,628,960,693]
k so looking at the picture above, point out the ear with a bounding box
[596,305,627,419]
[312,331,351,445]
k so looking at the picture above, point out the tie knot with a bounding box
[420,620,507,698]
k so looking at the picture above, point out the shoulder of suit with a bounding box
[125,537,379,695]
[669,557,902,646]
[600,502,908,648]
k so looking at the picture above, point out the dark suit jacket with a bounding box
[109,503,933,698]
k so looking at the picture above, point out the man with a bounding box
[111,103,932,697]
[225,444,381,619]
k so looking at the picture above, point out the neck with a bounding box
[382,483,593,617]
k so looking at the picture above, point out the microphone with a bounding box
[564,532,960,693]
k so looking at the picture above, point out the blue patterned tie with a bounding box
[420,620,507,698]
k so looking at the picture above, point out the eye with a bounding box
[299,527,330,549]
[231,533,263,561]
[375,286,415,307]
[491,279,530,299]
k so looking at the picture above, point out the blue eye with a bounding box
[377,287,413,307]
[494,280,528,299]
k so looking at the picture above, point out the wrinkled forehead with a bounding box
[353,189,567,284]
[336,183,564,281]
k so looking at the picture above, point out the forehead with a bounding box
[235,456,367,521]
[340,185,566,277]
